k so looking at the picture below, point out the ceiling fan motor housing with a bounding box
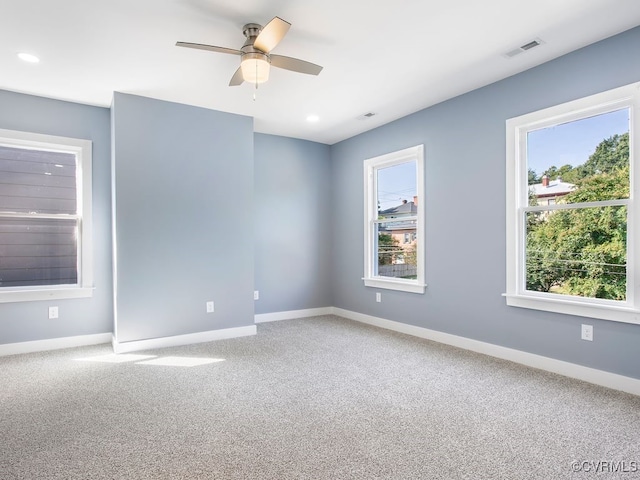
[241,23,269,58]
[242,23,263,41]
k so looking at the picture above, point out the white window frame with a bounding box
[363,145,426,294]
[0,128,93,303]
[505,82,640,324]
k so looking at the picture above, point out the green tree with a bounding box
[526,166,628,299]
[405,242,417,266]
[542,164,575,181]
[378,233,397,266]
[526,216,565,292]
[581,132,629,177]
[567,164,629,202]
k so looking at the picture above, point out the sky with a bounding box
[527,108,629,175]
[377,161,416,211]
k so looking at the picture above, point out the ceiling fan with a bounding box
[176,17,323,86]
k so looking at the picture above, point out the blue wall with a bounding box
[0,90,113,343]
[330,27,640,379]
[254,134,332,314]
[112,93,254,343]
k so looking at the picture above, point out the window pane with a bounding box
[525,205,626,300]
[0,145,77,214]
[0,218,78,287]
[377,161,417,216]
[376,220,417,279]
[527,109,629,206]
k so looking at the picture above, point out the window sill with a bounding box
[503,293,640,325]
[364,277,426,294]
[0,287,94,304]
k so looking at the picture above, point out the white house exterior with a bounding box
[529,175,575,205]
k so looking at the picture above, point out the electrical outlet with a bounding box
[376,292,381,303]
[206,301,214,313]
[48,306,59,319]
[254,290,259,300]
[581,324,593,341]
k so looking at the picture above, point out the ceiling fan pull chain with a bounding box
[253,61,259,101]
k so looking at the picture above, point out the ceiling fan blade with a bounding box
[229,66,244,86]
[270,55,323,75]
[176,42,242,56]
[253,17,290,53]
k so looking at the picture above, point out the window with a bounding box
[0,129,93,302]
[363,145,425,293]
[505,83,640,324]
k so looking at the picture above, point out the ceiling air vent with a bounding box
[504,38,544,58]
[357,112,376,120]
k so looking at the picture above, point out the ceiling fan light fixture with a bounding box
[241,53,270,84]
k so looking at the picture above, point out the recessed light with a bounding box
[18,52,40,63]
[306,115,319,123]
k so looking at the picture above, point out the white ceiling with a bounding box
[2,0,639,145]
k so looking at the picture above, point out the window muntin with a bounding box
[0,129,93,302]
[506,83,640,324]
[364,145,425,293]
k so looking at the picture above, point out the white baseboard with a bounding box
[112,325,257,354]
[0,333,112,357]
[255,307,333,324]
[333,307,640,397]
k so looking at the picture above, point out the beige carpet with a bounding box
[2,315,639,479]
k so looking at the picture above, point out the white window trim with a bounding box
[363,145,426,294]
[0,129,93,303]
[505,82,640,324]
